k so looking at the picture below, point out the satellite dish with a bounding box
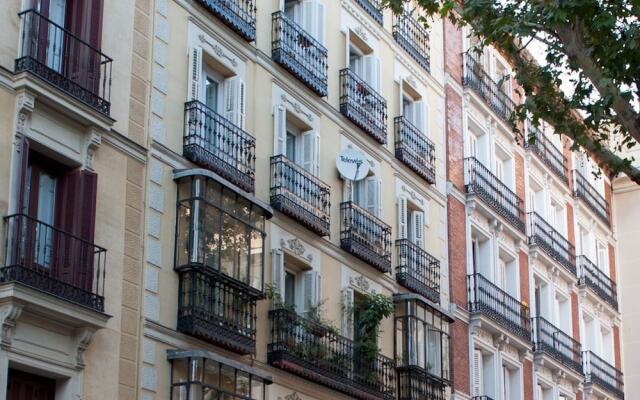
[336,148,369,181]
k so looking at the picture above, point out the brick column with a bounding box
[566,203,575,246]
[563,137,574,192]
[614,325,622,370]
[519,250,530,305]
[523,359,534,400]
[608,243,617,283]
[605,181,613,223]
[571,292,581,341]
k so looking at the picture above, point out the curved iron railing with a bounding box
[467,273,531,342]
[354,0,383,25]
[524,125,568,183]
[464,157,525,232]
[577,256,618,310]
[2,214,106,312]
[532,316,583,374]
[340,201,392,273]
[583,351,624,398]
[463,53,514,124]
[16,9,112,115]
[340,68,388,144]
[269,308,396,400]
[271,11,328,96]
[573,170,610,225]
[393,14,430,72]
[183,100,256,193]
[270,155,331,237]
[528,212,576,275]
[394,117,436,184]
[194,0,256,41]
[395,239,440,303]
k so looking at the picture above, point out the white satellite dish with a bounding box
[336,148,369,181]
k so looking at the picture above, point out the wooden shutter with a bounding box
[271,249,285,300]
[472,350,483,396]
[273,104,287,155]
[342,287,354,338]
[411,211,425,248]
[397,196,408,240]
[187,47,203,101]
[65,0,104,93]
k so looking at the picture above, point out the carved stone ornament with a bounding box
[350,275,371,292]
[280,94,313,122]
[400,184,425,206]
[15,91,36,134]
[198,34,238,67]
[84,128,102,171]
[280,238,313,262]
[74,328,96,368]
[353,25,368,42]
[0,303,23,348]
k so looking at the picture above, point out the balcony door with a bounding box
[7,369,55,400]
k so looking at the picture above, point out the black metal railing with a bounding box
[194,0,256,41]
[573,170,610,225]
[577,256,618,310]
[395,239,440,304]
[465,157,525,232]
[340,201,392,273]
[528,212,576,275]
[340,68,388,144]
[468,273,531,342]
[16,9,112,115]
[525,125,568,183]
[532,316,583,375]
[177,267,257,355]
[397,366,446,400]
[269,308,396,400]
[270,155,331,237]
[463,54,514,124]
[272,11,328,97]
[2,214,106,312]
[471,397,495,400]
[354,0,383,25]
[393,14,430,72]
[183,100,256,193]
[394,117,436,184]
[583,351,624,399]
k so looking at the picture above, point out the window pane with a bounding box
[236,371,250,396]
[428,329,442,378]
[249,230,264,290]
[204,360,220,387]
[220,365,235,393]
[177,203,192,267]
[203,205,221,269]
[251,377,264,400]
[172,359,189,384]
[220,215,238,277]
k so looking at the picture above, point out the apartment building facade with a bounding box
[0,0,627,400]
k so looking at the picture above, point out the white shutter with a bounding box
[364,177,380,217]
[597,242,608,274]
[301,0,314,33]
[301,130,315,173]
[187,46,202,101]
[398,80,405,117]
[372,56,381,92]
[377,179,382,217]
[397,196,408,240]
[414,100,425,134]
[411,211,425,248]
[223,77,246,128]
[271,250,285,301]
[362,55,381,92]
[237,79,246,129]
[342,287,354,338]
[316,1,325,44]
[273,104,287,155]
[472,350,483,396]
[503,367,510,400]
[302,271,319,313]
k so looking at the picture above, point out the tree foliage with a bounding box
[383,0,640,184]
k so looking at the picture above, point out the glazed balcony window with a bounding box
[393,13,430,72]
[394,297,451,400]
[463,53,515,124]
[16,8,112,115]
[194,0,256,41]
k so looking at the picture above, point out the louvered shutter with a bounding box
[224,76,245,128]
[397,196,408,240]
[301,0,314,35]
[301,130,315,173]
[316,1,325,45]
[342,287,354,338]
[302,270,320,313]
[273,104,287,155]
[411,211,425,248]
[414,100,425,134]
[398,80,405,116]
[187,46,202,101]
[364,177,379,217]
[472,350,483,396]
[597,243,608,274]
[271,250,285,301]
[372,56,381,92]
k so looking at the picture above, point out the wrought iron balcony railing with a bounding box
[532,316,583,375]
[340,68,388,144]
[16,9,112,115]
[397,366,447,400]
[183,100,256,193]
[340,201,392,273]
[395,239,440,304]
[354,0,383,25]
[468,273,531,342]
[270,155,331,237]
[268,308,396,400]
[583,351,624,399]
[393,14,430,72]
[577,256,618,310]
[471,397,495,400]
[194,0,256,41]
[465,157,526,232]
[524,125,568,183]
[272,11,328,97]
[177,267,257,355]
[463,54,515,124]
[394,117,436,184]
[528,212,576,275]
[573,170,610,225]
[2,214,106,312]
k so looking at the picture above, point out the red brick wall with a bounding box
[451,321,470,395]
[571,292,580,341]
[563,137,574,192]
[566,203,575,246]
[576,391,583,400]
[446,86,465,191]
[614,325,622,370]
[448,197,468,307]
[605,180,612,222]
[523,359,533,400]
[519,251,530,305]
[444,19,463,83]
[515,153,525,203]
[608,243,617,283]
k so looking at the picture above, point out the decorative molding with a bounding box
[74,328,97,368]
[0,303,23,348]
[84,128,102,171]
[350,274,371,292]
[280,94,313,122]
[341,0,381,40]
[353,25,369,42]
[280,238,313,262]
[278,393,303,400]
[15,91,36,134]
[493,332,508,351]
[198,34,238,67]
[400,184,426,206]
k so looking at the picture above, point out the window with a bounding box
[270,250,321,314]
[556,294,571,335]
[534,278,550,318]
[472,350,496,397]
[550,200,565,235]
[348,38,380,91]
[351,174,381,217]
[495,147,514,189]
[529,181,544,215]
[7,369,56,400]
[502,365,521,400]
[397,196,425,247]
[471,234,491,277]
[602,327,614,363]
[467,123,489,165]
[498,254,518,298]
[283,0,325,44]
[596,241,609,276]
[273,105,320,176]
[494,60,511,96]
[536,384,553,400]
[399,81,426,134]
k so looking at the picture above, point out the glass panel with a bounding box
[172,359,190,384]
[178,179,192,201]
[172,383,189,400]
[417,318,425,369]
[220,214,237,277]
[251,377,264,400]
[205,179,222,206]
[177,203,192,267]
[220,365,235,393]
[236,371,250,396]
[249,230,264,291]
[203,205,221,269]
[190,358,204,383]
[395,317,405,366]
[427,329,442,377]
[205,77,219,112]
[204,360,220,387]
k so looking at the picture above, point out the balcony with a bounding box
[395,239,440,304]
[528,212,576,276]
[268,308,396,400]
[463,54,515,124]
[340,202,392,273]
[394,117,436,184]
[577,256,618,310]
[183,100,256,193]
[573,170,610,225]
[467,273,531,342]
[194,0,256,41]
[393,14,430,72]
[583,351,624,399]
[271,11,328,97]
[532,316,583,375]
[16,10,112,115]
[471,397,495,400]
[177,267,257,355]
[2,214,106,312]
[270,155,331,237]
[397,366,446,400]
[340,68,388,144]
[464,157,526,232]
[524,125,568,183]
[354,0,383,25]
